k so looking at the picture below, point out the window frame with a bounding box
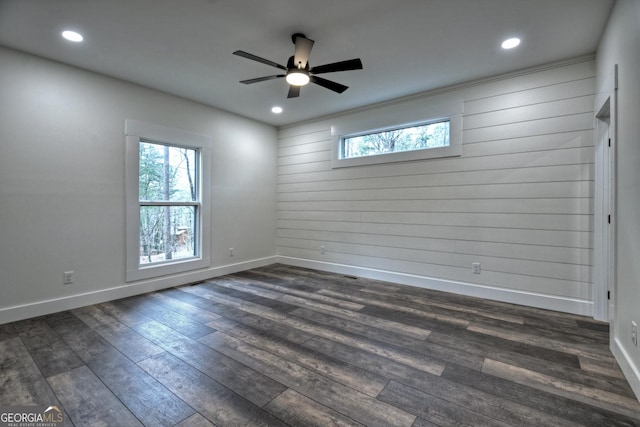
[125,120,211,282]
[331,97,462,168]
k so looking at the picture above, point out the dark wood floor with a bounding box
[1,264,639,426]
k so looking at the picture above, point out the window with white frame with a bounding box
[331,96,462,168]
[125,120,211,282]
[138,140,199,264]
[341,119,450,159]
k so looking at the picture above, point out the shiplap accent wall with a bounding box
[277,58,596,315]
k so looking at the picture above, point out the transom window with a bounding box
[342,119,450,159]
[331,102,462,169]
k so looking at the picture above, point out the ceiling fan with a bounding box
[233,33,363,98]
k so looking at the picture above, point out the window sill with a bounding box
[126,256,211,282]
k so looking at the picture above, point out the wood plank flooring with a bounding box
[1,264,639,426]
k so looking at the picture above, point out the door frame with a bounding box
[593,65,617,322]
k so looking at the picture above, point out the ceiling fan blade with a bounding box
[287,85,301,98]
[310,76,348,94]
[233,50,287,71]
[293,34,314,69]
[310,58,363,75]
[239,75,285,84]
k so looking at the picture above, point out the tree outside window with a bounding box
[138,141,199,265]
[342,120,450,159]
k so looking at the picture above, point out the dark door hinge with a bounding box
[608,291,611,300]
[608,215,611,224]
[608,138,611,147]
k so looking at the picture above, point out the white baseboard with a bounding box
[611,338,640,402]
[4,254,632,399]
[2,255,595,325]
[0,256,277,325]
[276,256,594,317]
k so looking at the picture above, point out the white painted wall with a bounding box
[0,47,277,323]
[596,0,640,400]
[277,58,596,315]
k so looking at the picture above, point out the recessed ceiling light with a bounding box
[62,30,83,42]
[501,37,521,50]
[271,106,283,114]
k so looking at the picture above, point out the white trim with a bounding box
[0,256,277,325]
[1,253,599,345]
[277,256,594,316]
[125,120,212,282]
[611,338,640,403]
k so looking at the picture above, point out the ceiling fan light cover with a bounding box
[286,70,310,86]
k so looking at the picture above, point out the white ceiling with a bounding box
[0,0,614,127]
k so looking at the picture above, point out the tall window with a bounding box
[126,120,211,282]
[138,141,199,265]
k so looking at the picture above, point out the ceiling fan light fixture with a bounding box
[233,33,361,98]
[286,69,310,86]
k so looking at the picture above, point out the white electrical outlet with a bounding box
[321,245,325,254]
[229,248,234,257]
[63,271,74,285]
[632,321,638,346]
[472,262,481,274]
